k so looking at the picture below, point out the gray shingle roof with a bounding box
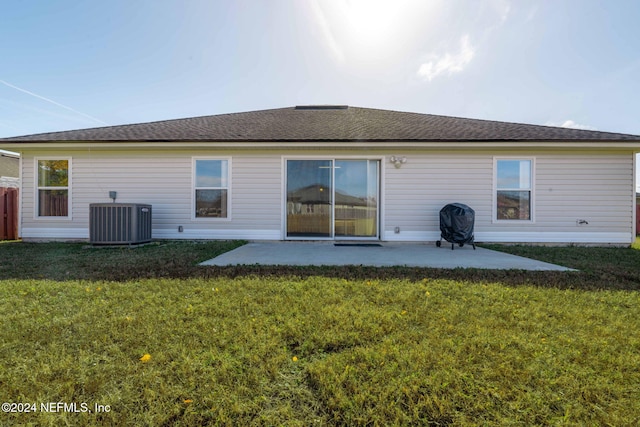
[1,106,638,142]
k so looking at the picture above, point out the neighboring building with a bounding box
[0,151,20,188]
[1,105,639,244]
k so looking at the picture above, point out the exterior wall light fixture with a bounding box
[390,156,407,169]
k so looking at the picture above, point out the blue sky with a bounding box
[1,0,639,140]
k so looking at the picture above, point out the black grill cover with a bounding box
[439,203,475,244]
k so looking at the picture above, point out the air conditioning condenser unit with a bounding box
[89,203,152,245]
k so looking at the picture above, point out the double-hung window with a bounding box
[194,159,230,219]
[37,159,70,217]
[495,159,533,221]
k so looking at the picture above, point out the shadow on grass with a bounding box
[201,265,632,291]
[1,240,639,291]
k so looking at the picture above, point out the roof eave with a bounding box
[3,139,640,151]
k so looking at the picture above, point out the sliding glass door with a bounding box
[286,159,379,239]
[334,160,378,238]
[286,160,332,237]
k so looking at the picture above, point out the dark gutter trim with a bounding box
[3,138,640,144]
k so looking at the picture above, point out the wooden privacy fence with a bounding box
[1,187,18,240]
[39,192,68,217]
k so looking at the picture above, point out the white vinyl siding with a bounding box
[384,154,493,241]
[534,155,633,235]
[383,152,633,243]
[20,151,282,240]
[17,149,635,244]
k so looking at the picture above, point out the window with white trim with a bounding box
[194,159,229,218]
[495,159,532,221]
[37,159,70,217]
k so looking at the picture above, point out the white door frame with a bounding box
[282,156,382,240]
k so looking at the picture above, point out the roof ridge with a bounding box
[1,106,639,142]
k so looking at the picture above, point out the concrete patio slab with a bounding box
[200,242,574,271]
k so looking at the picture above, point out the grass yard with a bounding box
[0,240,639,425]
[0,240,245,281]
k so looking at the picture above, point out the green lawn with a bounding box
[1,241,639,426]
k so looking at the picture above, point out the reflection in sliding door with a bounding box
[334,160,378,238]
[286,160,332,237]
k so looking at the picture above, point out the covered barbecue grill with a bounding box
[436,203,476,250]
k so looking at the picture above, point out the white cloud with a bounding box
[546,120,598,131]
[417,35,475,82]
[561,120,597,131]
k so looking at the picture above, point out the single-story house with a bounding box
[1,105,639,244]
